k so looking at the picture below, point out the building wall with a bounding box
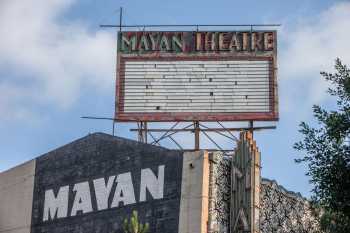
[208,152,231,233]
[0,135,212,233]
[178,151,210,233]
[0,160,35,233]
[30,133,183,233]
[0,134,319,233]
[260,179,319,233]
[207,152,320,233]
[1,134,213,233]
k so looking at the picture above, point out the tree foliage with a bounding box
[123,210,149,233]
[294,58,350,232]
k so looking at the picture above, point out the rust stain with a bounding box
[115,31,278,122]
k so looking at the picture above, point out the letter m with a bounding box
[43,186,69,221]
[121,34,136,52]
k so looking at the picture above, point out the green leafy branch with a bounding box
[123,210,149,233]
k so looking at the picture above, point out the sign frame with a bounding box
[115,31,278,122]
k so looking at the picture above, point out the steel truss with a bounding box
[81,116,275,151]
[130,121,276,151]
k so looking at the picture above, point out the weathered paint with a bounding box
[116,30,278,122]
[122,60,271,113]
[41,165,165,222]
[30,133,183,233]
[0,160,35,233]
[119,31,275,53]
[178,151,210,233]
[1,133,318,233]
[231,131,261,233]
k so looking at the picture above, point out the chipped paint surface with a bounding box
[230,132,260,233]
[208,153,320,233]
[119,31,276,53]
[116,31,278,122]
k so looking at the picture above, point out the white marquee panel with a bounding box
[122,60,272,113]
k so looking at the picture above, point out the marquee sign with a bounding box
[116,31,278,122]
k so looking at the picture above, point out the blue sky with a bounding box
[1,0,350,197]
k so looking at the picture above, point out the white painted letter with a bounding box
[140,165,165,202]
[43,186,69,221]
[111,172,136,208]
[93,176,115,210]
[70,182,93,216]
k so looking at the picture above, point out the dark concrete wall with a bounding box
[30,133,183,233]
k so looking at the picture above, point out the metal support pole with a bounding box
[137,122,141,142]
[144,122,147,143]
[112,121,115,136]
[249,120,254,138]
[137,122,148,143]
[194,121,200,150]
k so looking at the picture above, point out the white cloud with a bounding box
[280,2,350,107]
[0,0,115,121]
[0,0,349,124]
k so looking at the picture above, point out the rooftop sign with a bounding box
[116,31,278,122]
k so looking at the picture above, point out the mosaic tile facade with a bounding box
[208,153,319,233]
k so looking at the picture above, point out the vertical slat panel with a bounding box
[123,60,271,113]
[231,131,261,233]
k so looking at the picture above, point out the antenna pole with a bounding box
[119,7,123,32]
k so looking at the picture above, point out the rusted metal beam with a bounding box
[150,121,180,145]
[168,135,183,150]
[194,121,200,151]
[249,120,254,138]
[130,126,276,132]
[198,123,237,141]
[143,121,147,143]
[201,130,225,152]
[150,122,194,145]
[216,121,238,140]
[100,24,281,28]
[148,132,160,146]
